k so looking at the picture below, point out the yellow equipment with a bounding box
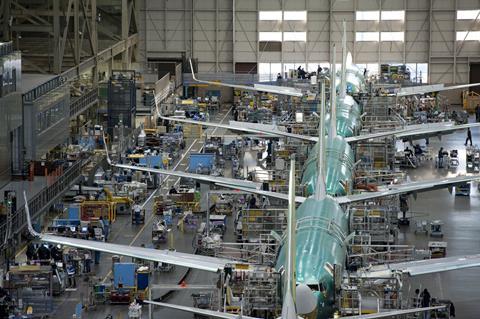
[79,188,134,222]
[463,90,480,113]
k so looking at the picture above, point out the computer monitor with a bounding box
[81,226,88,233]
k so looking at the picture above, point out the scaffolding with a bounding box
[237,208,287,243]
[214,234,279,266]
[339,276,402,316]
[348,203,399,245]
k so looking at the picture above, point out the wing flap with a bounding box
[157,111,317,142]
[397,83,480,96]
[346,122,480,143]
[144,300,260,319]
[337,306,446,319]
[360,255,480,277]
[215,183,306,203]
[336,175,480,204]
[23,192,232,273]
[112,163,261,190]
[39,233,230,272]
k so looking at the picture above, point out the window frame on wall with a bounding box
[381,10,405,21]
[258,63,282,81]
[355,32,380,42]
[356,10,380,21]
[456,10,480,20]
[456,31,480,41]
[406,63,428,84]
[258,32,283,42]
[259,11,283,21]
[283,11,307,21]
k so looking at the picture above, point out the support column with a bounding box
[91,0,98,85]
[74,0,80,66]
[2,0,11,41]
[53,0,61,74]
[122,0,129,69]
[232,0,236,72]
[215,0,219,72]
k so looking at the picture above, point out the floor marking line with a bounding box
[102,138,198,283]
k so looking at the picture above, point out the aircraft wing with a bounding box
[336,175,480,205]
[157,111,317,142]
[215,183,307,204]
[144,300,260,319]
[397,82,480,97]
[23,193,233,273]
[111,162,260,190]
[335,306,446,319]
[346,122,480,143]
[359,255,480,278]
[189,59,303,97]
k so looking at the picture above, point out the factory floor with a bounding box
[15,107,234,319]
[399,116,480,318]
[14,108,480,318]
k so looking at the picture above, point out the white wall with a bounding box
[141,0,480,84]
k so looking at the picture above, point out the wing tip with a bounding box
[23,191,40,237]
[189,58,198,81]
[102,132,113,165]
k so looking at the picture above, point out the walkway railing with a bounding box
[70,89,98,118]
[0,157,92,248]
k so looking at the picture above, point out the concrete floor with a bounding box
[13,108,232,318]
[15,108,480,318]
[399,117,480,318]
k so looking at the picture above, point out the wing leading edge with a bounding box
[397,83,480,97]
[346,122,480,143]
[23,192,234,272]
[189,59,303,97]
[336,175,480,205]
[336,306,446,319]
[144,300,260,319]
[359,254,480,278]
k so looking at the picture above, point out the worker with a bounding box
[412,288,421,307]
[87,224,95,239]
[66,263,76,288]
[99,216,109,241]
[300,67,306,79]
[84,251,92,273]
[450,301,456,317]
[37,244,51,261]
[233,108,239,121]
[26,243,37,260]
[51,244,63,262]
[414,144,424,156]
[476,104,480,122]
[169,186,178,194]
[276,73,282,81]
[248,195,257,209]
[133,204,142,224]
[437,147,447,168]
[267,140,273,164]
[317,65,322,75]
[399,194,409,223]
[261,196,270,209]
[465,128,473,146]
[421,288,431,319]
